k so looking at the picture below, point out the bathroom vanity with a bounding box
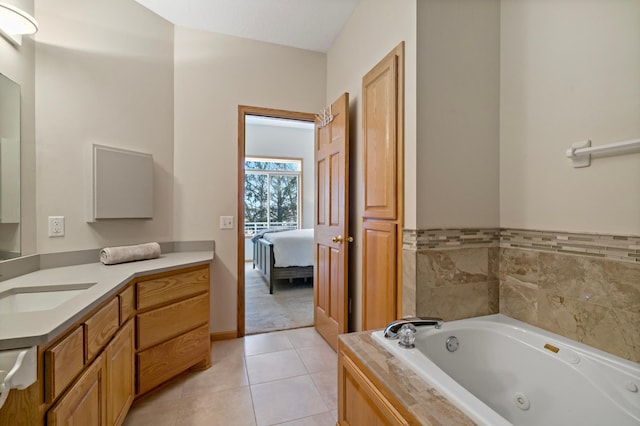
[0,252,212,426]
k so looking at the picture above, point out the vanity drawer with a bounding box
[45,326,85,402]
[136,293,208,350]
[119,285,135,325]
[136,267,209,310]
[85,297,119,361]
[137,323,210,394]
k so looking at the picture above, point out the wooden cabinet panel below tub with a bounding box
[137,323,210,395]
[136,267,209,310]
[136,293,209,350]
[44,326,85,403]
[85,297,120,362]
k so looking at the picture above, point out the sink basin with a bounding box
[0,283,96,314]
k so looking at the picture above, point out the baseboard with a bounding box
[210,331,238,341]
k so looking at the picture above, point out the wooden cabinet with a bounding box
[44,325,85,402]
[106,320,134,426]
[362,43,405,329]
[85,297,120,362]
[134,265,211,396]
[47,353,107,426]
[362,221,397,330]
[137,324,210,394]
[0,263,211,426]
[338,342,412,426]
[136,293,208,350]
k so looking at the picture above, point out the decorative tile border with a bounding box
[501,228,640,264]
[403,228,500,250]
[404,228,640,264]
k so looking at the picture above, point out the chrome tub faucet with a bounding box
[383,316,444,339]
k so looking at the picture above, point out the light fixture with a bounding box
[0,2,38,46]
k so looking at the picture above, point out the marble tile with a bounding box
[244,330,293,356]
[182,352,248,396]
[539,252,640,313]
[275,412,336,425]
[177,387,256,426]
[402,249,417,317]
[488,279,500,314]
[418,248,489,288]
[251,375,329,426]
[537,290,640,362]
[246,349,308,384]
[499,248,538,285]
[499,281,538,325]
[417,282,491,321]
[297,344,337,374]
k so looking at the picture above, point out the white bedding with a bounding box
[263,228,314,267]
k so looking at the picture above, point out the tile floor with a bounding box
[123,327,338,426]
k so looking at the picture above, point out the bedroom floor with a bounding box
[124,327,337,426]
[245,263,314,334]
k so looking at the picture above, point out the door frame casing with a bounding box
[237,106,316,337]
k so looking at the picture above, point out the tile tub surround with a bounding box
[338,331,474,425]
[404,228,640,363]
[500,248,640,363]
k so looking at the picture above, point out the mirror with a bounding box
[0,73,21,260]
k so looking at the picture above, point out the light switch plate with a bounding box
[220,216,233,229]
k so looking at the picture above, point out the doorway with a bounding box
[237,106,316,337]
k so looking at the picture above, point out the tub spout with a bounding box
[383,317,443,339]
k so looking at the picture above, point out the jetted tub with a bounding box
[372,314,640,426]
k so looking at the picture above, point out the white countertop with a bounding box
[0,252,213,350]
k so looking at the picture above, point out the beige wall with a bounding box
[416,0,500,229]
[0,0,36,256]
[173,28,326,333]
[326,0,417,331]
[34,0,175,252]
[500,0,640,235]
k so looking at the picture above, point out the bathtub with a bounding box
[372,314,640,426]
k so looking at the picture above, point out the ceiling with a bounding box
[134,0,360,52]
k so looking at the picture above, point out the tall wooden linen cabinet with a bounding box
[361,43,405,330]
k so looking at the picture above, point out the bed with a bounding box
[252,228,314,294]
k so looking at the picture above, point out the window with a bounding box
[244,157,302,236]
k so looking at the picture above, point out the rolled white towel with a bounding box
[100,242,161,265]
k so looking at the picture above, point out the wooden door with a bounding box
[362,43,404,330]
[315,93,350,350]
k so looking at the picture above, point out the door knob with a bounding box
[332,235,354,244]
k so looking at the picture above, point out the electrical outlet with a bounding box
[220,216,234,229]
[48,216,65,237]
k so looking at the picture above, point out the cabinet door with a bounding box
[45,326,85,402]
[47,353,107,426]
[338,351,408,426]
[106,320,134,426]
[362,220,397,331]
